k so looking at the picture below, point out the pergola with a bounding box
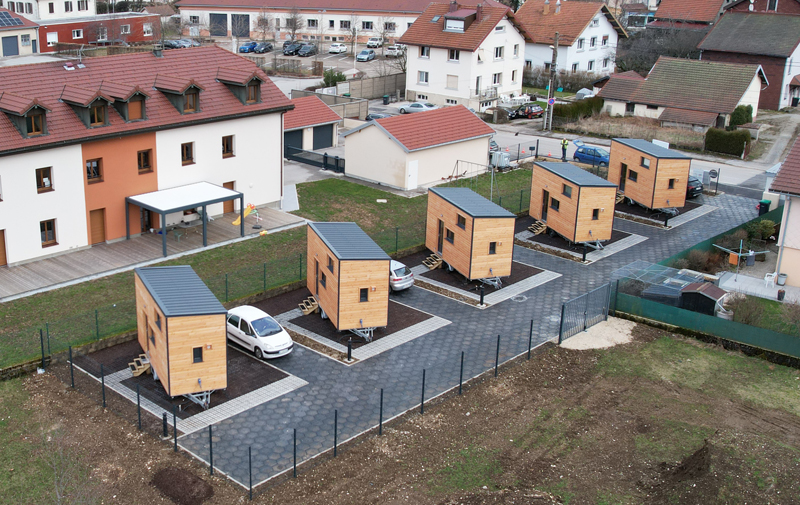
[125,182,244,257]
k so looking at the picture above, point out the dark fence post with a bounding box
[379,388,384,435]
[137,384,141,430]
[458,351,464,395]
[162,412,168,437]
[173,405,177,452]
[40,329,45,370]
[347,338,352,361]
[293,428,297,478]
[209,424,214,475]
[248,446,253,501]
[69,346,74,387]
[558,303,566,345]
[263,262,267,293]
[334,409,338,457]
[527,320,533,360]
[420,369,426,415]
[225,274,229,302]
[494,334,500,377]
[612,279,620,316]
[583,291,590,332]
[101,364,106,408]
[582,243,587,262]
[605,282,612,321]
[479,286,485,306]
[95,310,100,340]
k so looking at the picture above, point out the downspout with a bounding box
[776,195,791,276]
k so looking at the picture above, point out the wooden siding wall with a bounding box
[307,227,341,329]
[609,141,690,209]
[470,218,514,278]
[426,192,474,279]
[134,273,169,395]
[338,259,390,330]
[574,187,617,242]
[529,168,581,242]
[167,314,227,396]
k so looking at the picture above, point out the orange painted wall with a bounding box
[82,132,158,243]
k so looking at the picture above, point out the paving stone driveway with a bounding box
[179,194,759,489]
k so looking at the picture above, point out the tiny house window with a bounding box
[641,156,650,168]
[457,214,466,229]
[445,229,454,244]
[489,242,497,255]
[320,271,327,288]
[668,178,675,189]
[550,197,560,211]
[562,184,572,198]
[327,255,334,273]
[360,288,369,302]
[193,347,203,363]
[592,209,599,220]
[155,312,161,329]
[628,170,638,182]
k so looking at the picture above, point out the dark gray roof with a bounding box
[135,266,227,317]
[309,222,391,261]
[534,162,617,188]
[698,12,800,58]
[612,138,690,159]
[429,187,515,218]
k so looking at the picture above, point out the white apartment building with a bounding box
[2,0,96,21]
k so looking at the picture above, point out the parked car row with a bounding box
[239,41,274,53]
[163,39,201,49]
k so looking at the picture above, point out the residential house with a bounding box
[621,2,656,30]
[143,3,179,26]
[4,0,96,22]
[37,12,159,50]
[0,46,292,267]
[174,0,504,42]
[698,12,800,110]
[343,105,495,190]
[597,56,767,129]
[514,0,627,76]
[647,0,730,31]
[399,1,530,111]
[769,138,800,287]
[284,94,341,152]
[726,0,800,14]
[0,8,39,56]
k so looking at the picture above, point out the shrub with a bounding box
[718,229,748,250]
[781,302,800,335]
[725,293,764,326]
[322,68,346,88]
[704,128,751,156]
[522,68,598,93]
[730,105,753,127]
[686,249,711,272]
[672,258,690,270]
[553,97,604,121]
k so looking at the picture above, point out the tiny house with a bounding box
[425,187,516,280]
[306,222,391,332]
[134,266,228,400]
[529,162,618,244]
[608,138,692,209]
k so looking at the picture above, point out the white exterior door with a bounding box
[407,160,418,190]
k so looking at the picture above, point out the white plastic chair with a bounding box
[765,272,776,288]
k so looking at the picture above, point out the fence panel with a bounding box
[558,283,612,343]
[284,146,345,173]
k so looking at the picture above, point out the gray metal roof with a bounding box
[135,266,227,317]
[429,187,515,218]
[309,222,391,261]
[612,138,689,159]
[534,162,617,188]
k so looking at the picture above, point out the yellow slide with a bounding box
[232,204,255,225]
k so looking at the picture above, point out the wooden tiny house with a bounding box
[306,222,391,332]
[529,162,618,244]
[608,138,692,209]
[425,187,516,280]
[134,266,227,401]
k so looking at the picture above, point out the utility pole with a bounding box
[543,32,559,131]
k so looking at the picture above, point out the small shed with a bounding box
[608,138,692,209]
[283,95,341,151]
[529,162,618,244]
[134,266,228,404]
[306,222,391,334]
[680,282,727,315]
[426,187,516,281]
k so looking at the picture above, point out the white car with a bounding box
[226,306,293,359]
[390,260,414,292]
[385,45,404,57]
[329,42,347,54]
[399,102,437,114]
[367,37,383,48]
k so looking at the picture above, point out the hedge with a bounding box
[730,105,753,127]
[553,97,604,121]
[704,127,751,156]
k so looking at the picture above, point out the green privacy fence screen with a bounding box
[615,291,800,359]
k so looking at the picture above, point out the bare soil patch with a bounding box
[516,216,632,251]
[419,261,543,294]
[151,467,214,505]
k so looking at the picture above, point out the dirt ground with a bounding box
[13,324,800,504]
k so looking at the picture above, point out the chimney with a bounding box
[544,0,550,15]
[476,2,482,19]
[449,0,458,12]
[153,41,164,57]
[555,0,561,14]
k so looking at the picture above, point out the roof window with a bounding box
[0,92,51,138]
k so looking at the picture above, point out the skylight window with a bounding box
[431,15,441,22]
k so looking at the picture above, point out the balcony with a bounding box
[471,87,498,100]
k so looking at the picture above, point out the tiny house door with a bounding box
[619,163,627,192]
[541,190,549,222]
[437,219,444,253]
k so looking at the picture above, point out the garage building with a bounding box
[283,94,341,153]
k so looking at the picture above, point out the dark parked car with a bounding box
[283,42,303,55]
[254,42,273,53]
[297,44,317,57]
[686,175,703,198]
[162,39,183,49]
[178,38,201,47]
[365,113,391,121]
[283,39,295,49]
[509,104,544,119]
[238,41,258,53]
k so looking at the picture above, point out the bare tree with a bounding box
[344,13,360,55]
[255,9,273,41]
[387,47,408,73]
[286,6,305,42]
[375,16,396,55]
[41,426,101,505]
[614,26,704,76]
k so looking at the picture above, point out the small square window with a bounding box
[457,214,466,229]
[628,170,638,182]
[592,209,599,220]
[550,197,560,211]
[446,229,454,244]
[489,241,497,255]
[36,167,53,193]
[448,49,459,61]
[120,24,130,34]
[562,184,572,198]
[222,135,234,158]
[494,46,504,59]
[137,150,152,173]
[571,62,578,73]
[641,157,650,168]
[193,347,203,363]
[668,178,675,189]
[40,219,57,247]
[72,29,83,39]
[86,158,102,183]
[181,142,194,165]
[327,255,334,273]
[360,288,369,302]
[418,71,429,84]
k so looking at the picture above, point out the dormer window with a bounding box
[184,90,198,113]
[128,97,144,120]
[26,111,45,136]
[60,86,112,128]
[101,82,149,122]
[0,93,51,138]
[216,68,263,105]
[154,75,204,115]
[246,82,259,103]
[90,103,106,126]
[444,18,464,32]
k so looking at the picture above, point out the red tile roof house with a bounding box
[698,12,800,110]
[514,0,627,76]
[0,8,39,57]
[726,0,800,15]
[0,46,293,266]
[597,56,768,130]
[342,105,495,190]
[398,1,531,111]
[769,137,800,288]
[173,0,504,43]
[647,0,727,32]
[283,94,341,152]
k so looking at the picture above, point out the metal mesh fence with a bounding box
[558,283,612,343]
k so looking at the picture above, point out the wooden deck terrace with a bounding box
[0,208,307,301]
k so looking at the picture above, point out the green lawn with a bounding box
[523,86,575,99]
[748,296,800,336]
[441,166,533,214]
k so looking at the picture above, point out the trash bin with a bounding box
[383,94,390,105]
[759,199,771,215]
[778,273,788,286]
[746,251,755,266]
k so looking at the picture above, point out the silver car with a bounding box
[390,260,414,292]
[399,102,437,114]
